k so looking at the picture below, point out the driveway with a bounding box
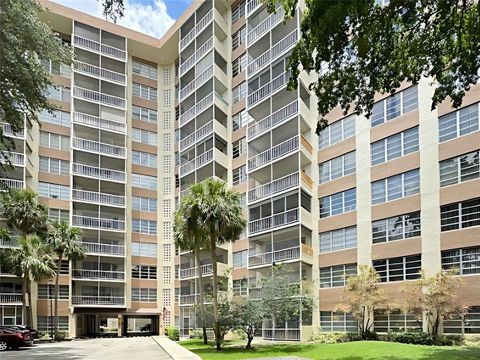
[1,337,171,360]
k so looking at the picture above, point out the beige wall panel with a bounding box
[232,44,245,61]
[370,152,420,182]
[38,173,70,186]
[318,288,344,311]
[372,237,422,260]
[49,99,70,113]
[438,85,480,116]
[232,239,249,252]
[317,137,356,163]
[131,164,157,177]
[440,228,480,250]
[131,142,157,154]
[232,126,246,143]
[440,180,480,205]
[232,153,247,169]
[132,119,158,133]
[132,96,157,111]
[438,132,480,161]
[39,198,69,210]
[40,123,70,136]
[370,110,419,143]
[232,268,248,280]
[132,74,157,88]
[317,174,356,198]
[232,182,247,194]
[37,300,69,315]
[232,72,246,89]
[131,279,157,287]
[457,276,480,306]
[371,195,421,221]
[231,16,246,34]
[52,74,71,88]
[131,210,157,221]
[130,302,157,309]
[318,248,357,268]
[131,233,157,244]
[318,212,357,233]
[232,98,246,115]
[132,188,157,198]
[38,147,70,161]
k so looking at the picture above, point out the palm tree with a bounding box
[174,189,210,344]
[45,221,85,339]
[3,235,56,327]
[195,178,246,350]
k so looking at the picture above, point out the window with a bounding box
[48,208,69,222]
[441,247,480,275]
[319,226,357,253]
[38,284,69,299]
[133,83,157,101]
[232,26,246,50]
[132,265,157,279]
[232,110,251,131]
[371,127,419,165]
[132,128,157,146]
[371,169,420,205]
[132,196,157,212]
[372,211,421,244]
[39,157,69,175]
[163,89,172,107]
[38,109,70,127]
[132,151,157,168]
[232,1,245,22]
[371,85,418,127]
[318,116,355,149]
[373,255,421,282]
[38,182,69,200]
[132,105,157,123]
[132,219,157,235]
[319,152,356,183]
[320,264,357,288]
[441,198,480,231]
[46,85,70,102]
[232,166,247,186]
[163,68,172,86]
[232,137,246,158]
[233,250,248,268]
[319,188,356,218]
[320,312,357,332]
[233,279,248,296]
[132,60,157,80]
[37,316,68,331]
[132,174,157,190]
[41,59,71,78]
[233,82,247,103]
[232,53,247,77]
[131,242,157,257]
[40,131,69,150]
[132,288,157,302]
[440,150,480,187]
[374,311,421,333]
[444,307,480,334]
[439,102,479,142]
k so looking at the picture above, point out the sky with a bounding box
[52,0,192,38]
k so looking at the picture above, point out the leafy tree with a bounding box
[402,269,467,337]
[45,221,85,340]
[100,0,125,22]
[336,265,392,339]
[232,298,264,349]
[264,0,480,134]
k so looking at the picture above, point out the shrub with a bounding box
[388,330,436,345]
[310,332,361,344]
[166,326,179,341]
[189,328,203,339]
[54,331,67,341]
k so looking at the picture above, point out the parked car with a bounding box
[0,325,37,339]
[0,328,33,351]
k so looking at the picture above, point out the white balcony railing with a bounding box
[249,208,299,234]
[72,269,125,280]
[80,241,125,256]
[73,112,126,134]
[179,9,213,51]
[247,71,290,107]
[73,35,126,61]
[72,189,125,207]
[72,163,126,183]
[1,123,25,139]
[180,37,214,76]
[247,0,262,16]
[248,100,298,140]
[248,172,299,203]
[179,264,214,279]
[73,61,126,85]
[0,152,25,166]
[0,293,22,303]
[180,149,215,177]
[179,294,198,305]
[247,7,284,45]
[73,86,126,110]
[72,215,125,231]
[179,92,214,126]
[180,65,213,101]
[248,246,300,267]
[0,178,24,190]
[72,137,126,158]
[72,295,125,305]
[180,120,214,151]
[248,135,299,171]
[0,237,19,248]
[263,328,300,341]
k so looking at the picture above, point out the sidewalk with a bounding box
[152,336,202,360]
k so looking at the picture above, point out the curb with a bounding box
[152,336,201,360]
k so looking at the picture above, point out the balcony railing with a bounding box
[179,92,214,126]
[248,100,299,140]
[248,136,299,171]
[73,35,126,61]
[73,86,126,110]
[72,189,125,207]
[73,112,125,134]
[73,61,126,85]
[0,237,19,248]
[1,123,25,139]
[179,264,214,279]
[180,120,214,151]
[247,71,290,107]
[72,215,125,231]
[247,7,284,45]
[72,295,125,305]
[72,269,125,280]
[263,328,300,341]
[72,137,126,158]
[0,293,22,303]
[180,37,213,76]
[179,294,197,305]
[180,65,213,101]
[249,208,299,235]
[247,0,262,16]
[248,246,301,267]
[72,163,126,183]
[80,241,125,256]
[0,178,24,190]
[248,172,299,203]
[0,152,24,166]
[180,9,213,51]
[180,148,214,176]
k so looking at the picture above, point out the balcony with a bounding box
[72,137,126,158]
[180,9,213,51]
[72,163,126,183]
[179,37,213,76]
[180,120,214,152]
[72,189,125,207]
[1,123,25,139]
[0,178,24,190]
[0,293,22,304]
[248,172,299,203]
[72,269,125,281]
[180,65,213,101]
[73,86,126,110]
[247,7,284,45]
[72,295,125,306]
[248,136,299,171]
[247,0,262,16]
[180,148,213,177]
[73,112,125,134]
[248,71,290,107]
[180,92,213,126]
[0,152,24,167]
[247,100,299,140]
[73,61,126,85]
[249,208,299,235]
[248,246,300,267]
[72,215,125,232]
[0,237,19,248]
[179,264,213,279]
[80,241,125,256]
[179,294,198,305]
[73,35,126,62]
[263,328,300,341]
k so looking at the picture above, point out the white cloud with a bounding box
[51,0,175,38]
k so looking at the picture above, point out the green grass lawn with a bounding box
[180,339,480,360]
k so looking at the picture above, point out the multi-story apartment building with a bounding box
[1,0,479,340]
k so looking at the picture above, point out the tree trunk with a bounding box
[22,276,27,326]
[26,279,33,327]
[246,334,254,349]
[54,255,63,340]
[210,240,220,351]
[195,250,208,345]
